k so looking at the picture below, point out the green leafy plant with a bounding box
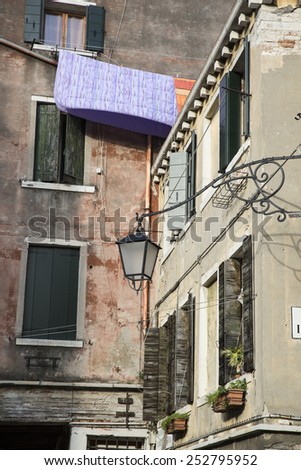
[222,345,244,375]
[227,378,247,391]
[161,412,190,432]
[206,386,227,407]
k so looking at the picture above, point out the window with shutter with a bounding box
[219,71,241,173]
[143,296,195,422]
[168,133,197,234]
[22,245,80,340]
[218,236,254,384]
[219,259,242,384]
[143,326,169,422]
[219,39,250,172]
[242,235,253,372]
[186,132,197,220]
[34,103,85,185]
[34,103,60,182]
[187,294,195,404]
[24,0,44,43]
[86,5,105,52]
[24,0,105,52]
[243,37,250,139]
[63,115,85,184]
[143,328,160,421]
[169,300,195,411]
[168,151,187,232]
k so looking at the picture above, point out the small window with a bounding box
[24,0,105,52]
[87,436,144,450]
[22,245,80,340]
[44,12,85,49]
[34,103,85,185]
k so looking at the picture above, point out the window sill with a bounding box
[16,338,84,348]
[21,180,95,193]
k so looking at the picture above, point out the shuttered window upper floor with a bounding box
[24,0,105,53]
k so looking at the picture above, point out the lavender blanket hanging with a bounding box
[54,51,178,138]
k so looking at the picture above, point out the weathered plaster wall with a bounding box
[0,0,237,78]
[154,4,301,449]
[0,40,149,385]
[249,5,301,416]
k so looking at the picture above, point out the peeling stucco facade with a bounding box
[0,0,239,450]
[147,0,301,450]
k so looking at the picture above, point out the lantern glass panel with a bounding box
[144,241,160,279]
[119,240,147,280]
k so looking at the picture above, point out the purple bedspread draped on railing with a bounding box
[54,51,178,137]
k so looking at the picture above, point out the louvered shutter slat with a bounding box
[219,259,242,384]
[24,0,43,43]
[168,151,187,231]
[143,328,159,421]
[86,6,105,52]
[242,235,253,372]
[219,71,241,172]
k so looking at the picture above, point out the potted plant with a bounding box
[226,378,247,409]
[161,412,189,434]
[222,345,244,377]
[206,386,227,413]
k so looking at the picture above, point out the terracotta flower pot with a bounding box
[226,389,245,408]
[212,394,228,413]
[167,418,188,434]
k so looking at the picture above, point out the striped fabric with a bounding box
[54,50,178,137]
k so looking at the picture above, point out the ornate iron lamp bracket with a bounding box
[143,151,301,223]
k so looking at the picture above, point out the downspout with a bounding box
[151,0,247,176]
[142,135,152,335]
[0,38,57,66]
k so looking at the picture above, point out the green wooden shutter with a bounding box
[242,235,254,372]
[219,259,242,384]
[143,325,170,422]
[24,0,44,43]
[187,132,197,219]
[23,245,53,339]
[63,115,85,185]
[86,6,105,52]
[158,325,169,418]
[168,151,187,231]
[219,71,241,172]
[176,307,191,409]
[167,313,176,413]
[243,37,250,138]
[49,247,79,340]
[143,328,160,421]
[34,103,60,182]
[23,246,79,340]
[188,294,195,404]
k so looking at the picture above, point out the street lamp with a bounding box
[116,153,301,292]
[116,216,161,292]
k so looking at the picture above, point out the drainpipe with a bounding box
[142,135,152,335]
[0,38,57,66]
[151,0,247,176]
